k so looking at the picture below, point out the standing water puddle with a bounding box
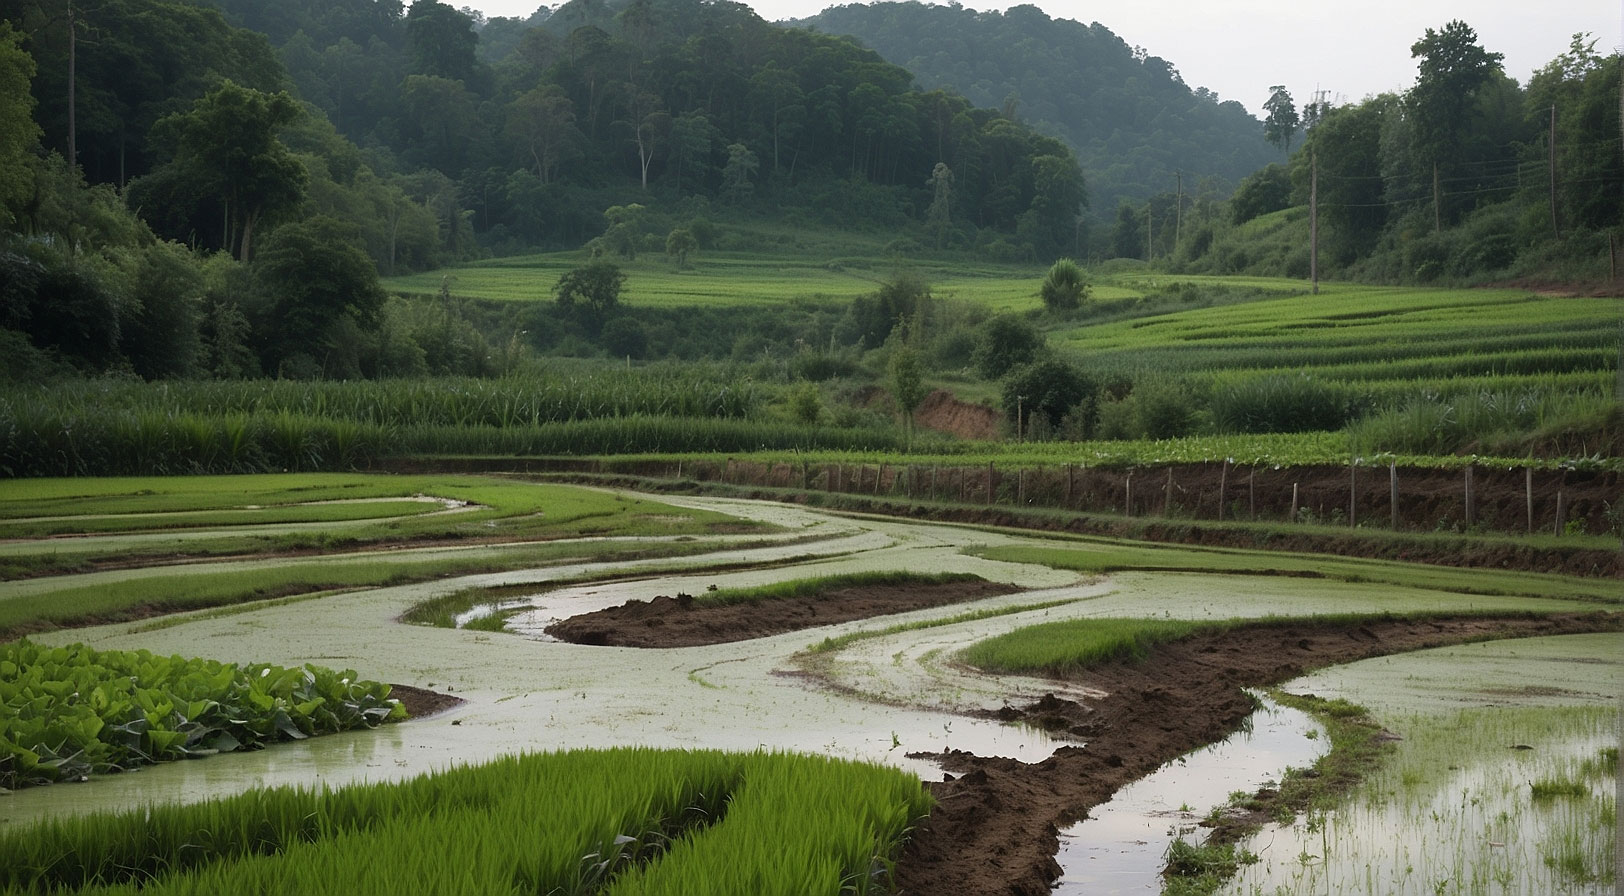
[1050,695,1325,894]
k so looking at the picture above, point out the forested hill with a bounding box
[799,2,1278,219]
[6,0,1088,262]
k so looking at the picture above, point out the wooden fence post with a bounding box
[1464,465,1475,529]
[1348,461,1357,527]
[1525,467,1534,534]
[1218,460,1228,521]
[1248,468,1256,520]
[1017,469,1026,505]
[1390,462,1399,530]
[1290,483,1299,522]
[1125,472,1133,517]
[1554,489,1567,536]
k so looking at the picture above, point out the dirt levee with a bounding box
[545,579,1020,648]
[892,612,1622,896]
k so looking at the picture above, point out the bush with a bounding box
[1002,358,1096,434]
[1211,372,1348,434]
[601,316,649,360]
[1040,258,1088,311]
[972,314,1045,379]
[1134,378,1201,439]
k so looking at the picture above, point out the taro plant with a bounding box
[0,640,404,789]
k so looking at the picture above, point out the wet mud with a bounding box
[544,579,1021,648]
[889,612,1622,896]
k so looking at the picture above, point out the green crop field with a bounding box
[386,249,1053,313]
[1055,282,1619,384]
[0,748,929,896]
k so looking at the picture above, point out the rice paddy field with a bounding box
[0,474,1616,894]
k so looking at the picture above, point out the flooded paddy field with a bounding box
[1,475,1617,894]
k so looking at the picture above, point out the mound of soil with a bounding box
[891,612,1622,896]
[389,683,465,719]
[545,579,1021,648]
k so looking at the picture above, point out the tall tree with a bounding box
[506,85,581,184]
[146,81,306,260]
[1407,20,1503,175]
[405,0,480,83]
[1262,85,1299,155]
[0,23,41,226]
[250,215,385,371]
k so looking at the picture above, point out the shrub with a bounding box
[972,314,1045,379]
[1039,258,1089,311]
[1211,373,1348,434]
[1002,358,1096,434]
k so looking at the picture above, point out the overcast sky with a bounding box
[468,0,1624,118]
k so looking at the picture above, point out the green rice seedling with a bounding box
[602,752,932,896]
[805,598,1080,655]
[965,544,1624,605]
[959,617,1205,675]
[694,571,986,608]
[0,749,927,896]
[1528,777,1589,801]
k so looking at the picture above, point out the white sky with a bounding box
[469,0,1624,118]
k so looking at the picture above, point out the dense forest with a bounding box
[800,2,1278,228]
[0,0,1620,386]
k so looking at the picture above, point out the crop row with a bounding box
[0,641,402,790]
[0,405,902,478]
[5,366,759,428]
[0,748,930,896]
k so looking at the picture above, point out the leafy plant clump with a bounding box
[0,641,404,789]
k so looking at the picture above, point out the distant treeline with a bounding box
[1143,27,1623,283]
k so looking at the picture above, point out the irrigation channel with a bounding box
[4,490,1619,894]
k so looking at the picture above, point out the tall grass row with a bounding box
[1,367,759,430]
[0,406,903,478]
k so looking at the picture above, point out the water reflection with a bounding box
[1051,696,1325,894]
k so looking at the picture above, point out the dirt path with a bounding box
[544,579,1021,648]
[891,612,1622,896]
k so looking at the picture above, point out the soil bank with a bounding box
[545,579,1021,648]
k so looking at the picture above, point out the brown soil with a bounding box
[916,389,1005,440]
[544,579,1021,648]
[390,683,465,719]
[891,612,1622,896]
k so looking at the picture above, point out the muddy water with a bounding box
[1226,635,1621,896]
[1052,696,1325,894]
[2,485,1612,888]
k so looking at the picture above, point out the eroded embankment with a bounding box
[889,612,1623,896]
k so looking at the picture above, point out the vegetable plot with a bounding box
[0,641,403,789]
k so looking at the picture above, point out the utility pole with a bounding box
[1310,151,1319,295]
[1548,104,1560,239]
[1173,170,1183,252]
[1144,201,1152,262]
